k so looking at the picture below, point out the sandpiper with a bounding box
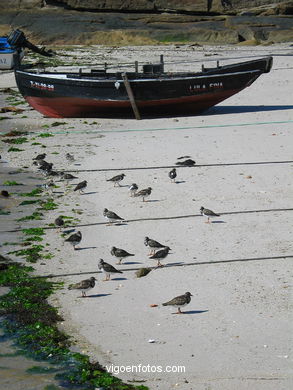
[74,180,87,194]
[103,208,124,225]
[175,159,195,166]
[144,236,166,255]
[200,206,220,223]
[65,231,82,249]
[98,259,123,281]
[128,183,138,197]
[54,216,64,232]
[162,292,193,314]
[106,173,125,187]
[168,168,177,183]
[134,187,152,202]
[111,246,135,264]
[149,246,171,267]
[68,277,96,297]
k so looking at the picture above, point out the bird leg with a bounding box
[176,307,184,314]
[82,291,86,297]
[157,260,164,267]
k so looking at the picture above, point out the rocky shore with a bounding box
[0,1,292,45]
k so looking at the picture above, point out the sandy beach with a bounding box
[0,43,292,390]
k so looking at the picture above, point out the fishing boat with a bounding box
[14,55,273,119]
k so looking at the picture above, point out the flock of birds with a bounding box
[32,152,220,314]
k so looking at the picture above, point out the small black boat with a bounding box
[14,55,273,119]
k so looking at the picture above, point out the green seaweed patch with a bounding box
[2,137,28,144]
[17,211,44,222]
[0,210,10,215]
[2,130,29,137]
[38,133,54,138]
[7,147,24,152]
[51,122,67,127]
[8,245,44,263]
[31,142,42,146]
[23,235,44,243]
[3,181,23,186]
[0,264,147,389]
[39,199,58,210]
[22,228,45,236]
[19,200,40,206]
[19,188,43,197]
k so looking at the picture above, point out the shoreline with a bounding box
[1,43,292,390]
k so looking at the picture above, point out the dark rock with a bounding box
[135,267,152,278]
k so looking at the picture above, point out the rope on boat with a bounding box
[2,208,293,234]
[36,254,293,279]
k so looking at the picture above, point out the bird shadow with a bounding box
[81,191,99,195]
[108,222,128,226]
[172,310,209,315]
[123,261,142,265]
[63,228,76,234]
[74,246,97,251]
[165,262,185,266]
[80,293,112,299]
[175,180,186,184]
[146,199,161,203]
[111,277,127,281]
[211,220,226,224]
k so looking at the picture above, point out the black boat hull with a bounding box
[15,56,273,118]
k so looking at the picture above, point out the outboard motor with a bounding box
[7,29,54,57]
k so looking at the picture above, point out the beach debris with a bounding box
[0,106,24,113]
[162,292,193,314]
[98,259,123,281]
[148,339,156,343]
[136,267,152,278]
[149,304,158,308]
[68,276,96,297]
[200,206,220,223]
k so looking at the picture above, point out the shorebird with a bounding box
[144,236,166,255]
[134,187,152,202]
[103,208,124,225]
[128,183,138,197]
[98,259,123,281]
[111,246,135,264]
[54,216,64,231]
[61,172,78,185]
[38,161,53,172]
[68,277,96,297]
[65,231,82,249]
[33,153,46,161]
[66,153,75,162]
[149,246,171,267]
[106,173,125,187]
[73,180,87,194]
[162,292,192,314]
[175,159,195,167]
[200,206,220,223]
[168,168,177,183]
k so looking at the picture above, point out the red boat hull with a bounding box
[25,88,242,118]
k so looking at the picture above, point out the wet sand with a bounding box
[0,43,292,390]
